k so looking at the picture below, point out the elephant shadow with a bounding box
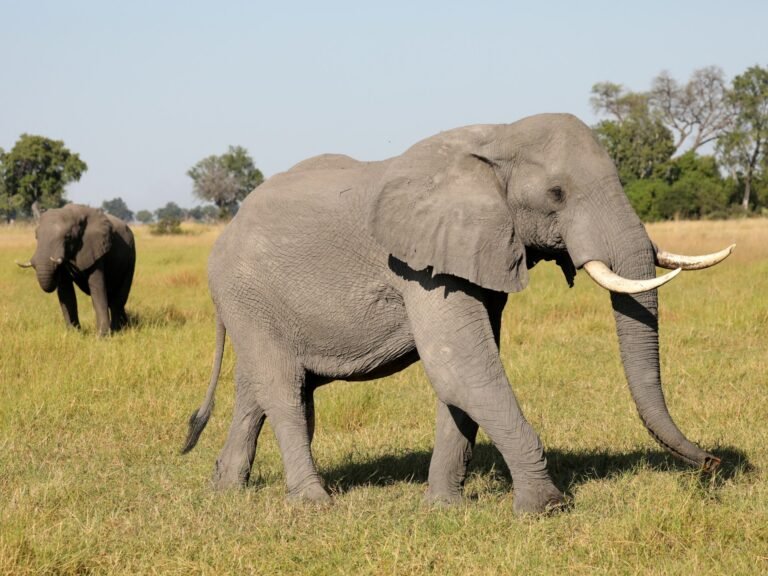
[123,306,194,330]
[320,443,753,497]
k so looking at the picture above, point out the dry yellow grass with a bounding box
[1,218,766,575]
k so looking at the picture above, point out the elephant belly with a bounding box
[210,183,417,381]
[277,257,416,380]
[299,287,417,381]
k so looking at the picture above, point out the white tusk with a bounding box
[15,260,33,268]
[583,260,681,294]
[655,243,735,270]
[50,257,63,265]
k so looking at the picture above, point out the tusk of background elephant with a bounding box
[583,260,681,294]
[655,243,736,270]
[15,260,33,268]
[50,256,63,264]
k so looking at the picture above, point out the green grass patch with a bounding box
[1,220,766,574]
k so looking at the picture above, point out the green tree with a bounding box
[1,134,87,219]
[717,65,768,211]
[661,153,729,219]
[592,116,676,184]
[590,82,649,122]
[101,197,134,222]
[591,82,676,185]
[188,204,219,222]
[136,209,154,224]
[623,178,669,221]
[0,147,7,221]
[155,201,186,222]
[187,146,263,218]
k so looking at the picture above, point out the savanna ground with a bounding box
[1,218,766,575]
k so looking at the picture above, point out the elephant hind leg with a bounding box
[265,364,329,503]
[217,346,329,503]
[109,303,129,331]
[213,366,267,490]
[109,268,134,331]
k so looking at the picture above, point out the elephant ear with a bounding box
[75,209,113,271]
[368,134,528,293]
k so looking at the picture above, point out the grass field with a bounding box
[1,218,766,575]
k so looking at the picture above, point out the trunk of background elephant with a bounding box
[34,261,59,293]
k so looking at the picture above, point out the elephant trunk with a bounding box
[566,179,718,471]
[34,259,59,293]
[608,229,719,470]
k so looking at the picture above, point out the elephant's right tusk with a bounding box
[15,260,33,268]
[655,243,735,270]
[583,260,681,294]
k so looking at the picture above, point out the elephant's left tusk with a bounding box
[15,260,33,268]
[583,260,681,294]
[655,243,735,270]
[50,257,63,265]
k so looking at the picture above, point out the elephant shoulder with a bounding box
[106,214,135,247]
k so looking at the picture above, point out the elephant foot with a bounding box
[212,459,250,491]
[512,481,566,516]
[424,486,464,506]
[286,481,332,506]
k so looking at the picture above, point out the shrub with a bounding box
[150,218,184,235]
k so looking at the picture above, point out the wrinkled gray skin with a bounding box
[183,114,719,514]
[23,204,135,336]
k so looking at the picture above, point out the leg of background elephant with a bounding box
[109,302,128,331]
[112,262,134,330]
[426,400,478,503]
[87,266,111,336]
[213,368,266,490]
[57,279,80,328]
[406,287,563,515]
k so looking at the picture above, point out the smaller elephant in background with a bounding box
[17,204,135,336]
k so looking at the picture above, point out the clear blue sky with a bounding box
[2,1,765,213]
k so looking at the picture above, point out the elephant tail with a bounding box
[181,314,226,454]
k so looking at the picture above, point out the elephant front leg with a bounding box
[56,279,80,329]
[426,400,478,504]
[87,265,111,336]
[407,287,564,515]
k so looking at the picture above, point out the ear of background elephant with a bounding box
[75,209,113,271]
[368,150,528,293]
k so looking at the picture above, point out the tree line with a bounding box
[591,64,767,220]
[2,64,766,223]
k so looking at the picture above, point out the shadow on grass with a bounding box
[322,443,753,496]
[124,305,196,330]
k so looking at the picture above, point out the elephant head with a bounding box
[20,204,113,292]
[369,113,731,470]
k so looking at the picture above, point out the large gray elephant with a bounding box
[17,204,135,336]
[182,114,733,514]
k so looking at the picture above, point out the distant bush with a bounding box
[150,218,184,235]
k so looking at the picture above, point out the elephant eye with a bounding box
[548,186,565,204]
